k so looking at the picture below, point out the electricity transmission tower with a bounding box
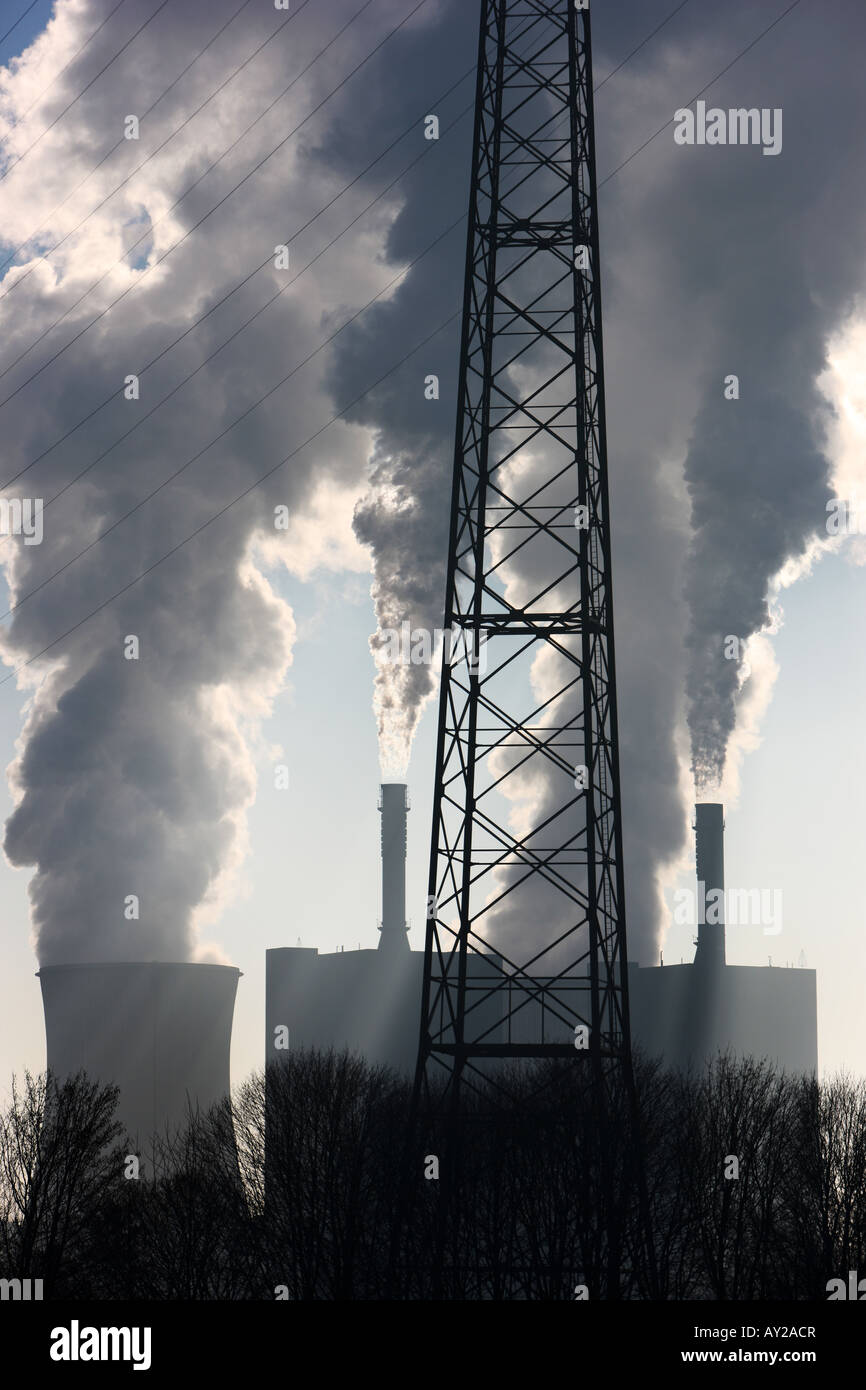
[417,0,635,1109]
[398,0,659,1300]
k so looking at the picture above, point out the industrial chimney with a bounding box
[693,802,726,970]
[378,782,409,955]
[38,962,240,1153]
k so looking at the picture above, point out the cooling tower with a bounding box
[38,962,240,1150]
[693,802,726,969]
[378,782,409,955]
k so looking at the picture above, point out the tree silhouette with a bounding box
[0,1051,857,1300]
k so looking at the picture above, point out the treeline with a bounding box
[0,1051,864,1300]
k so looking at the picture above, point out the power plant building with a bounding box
[37,792,814,1148]
[38,961,240,1151]
[267,789,818,1078]
[266,784,503,1074]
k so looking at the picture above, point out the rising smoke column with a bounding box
[663,7,866,796]
[309,1,471,781]
[325,0,694,961]
[0,0,405,963]
[682,239,840,795]
[354,428,454,779]
[325,0,866,961]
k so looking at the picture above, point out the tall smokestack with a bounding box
[693,802,726,969]
[378,783,409,955]
[38,962,240,1151]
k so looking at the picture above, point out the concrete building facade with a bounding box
[39,961,241,1149]
[265,946,817,1078]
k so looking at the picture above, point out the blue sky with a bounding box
[0,1,54,68]
[3,531,864,1088]
[0,0,865,1093]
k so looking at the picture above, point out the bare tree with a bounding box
[5,1053,864,1302]
[0,1070,121,1297]
[241,1051,409,1300]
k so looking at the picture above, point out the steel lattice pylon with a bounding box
[416,0,635,1109]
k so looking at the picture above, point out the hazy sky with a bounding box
[0,0,865,1093]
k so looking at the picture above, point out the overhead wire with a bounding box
[0,1,41,51]
[0,0,804,684]
[0,0,428,403]
[0,0,173,182]
[0,78,476,498]
[0,0,258,280]
[9,0,128,125]
[0,309,462,687]
[0,214,467,624]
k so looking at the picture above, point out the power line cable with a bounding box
[0,0,427,403]
[0,0,693,493]
[0,310,461,687]
[0,0,716,579]
[11,0,127,123]
[0,0,257,280]
[0,0,316,326]
[0,197,468,616]
[0,0,559,394]
[0,0,580,493]
[594,0,693,92]
[0,79,475,497]
[0,0,803,675]
[0,0,41,51]
[598,0,803,189]
[0,0,762,511]
[8,0,620,286]
[0,0,173,182]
